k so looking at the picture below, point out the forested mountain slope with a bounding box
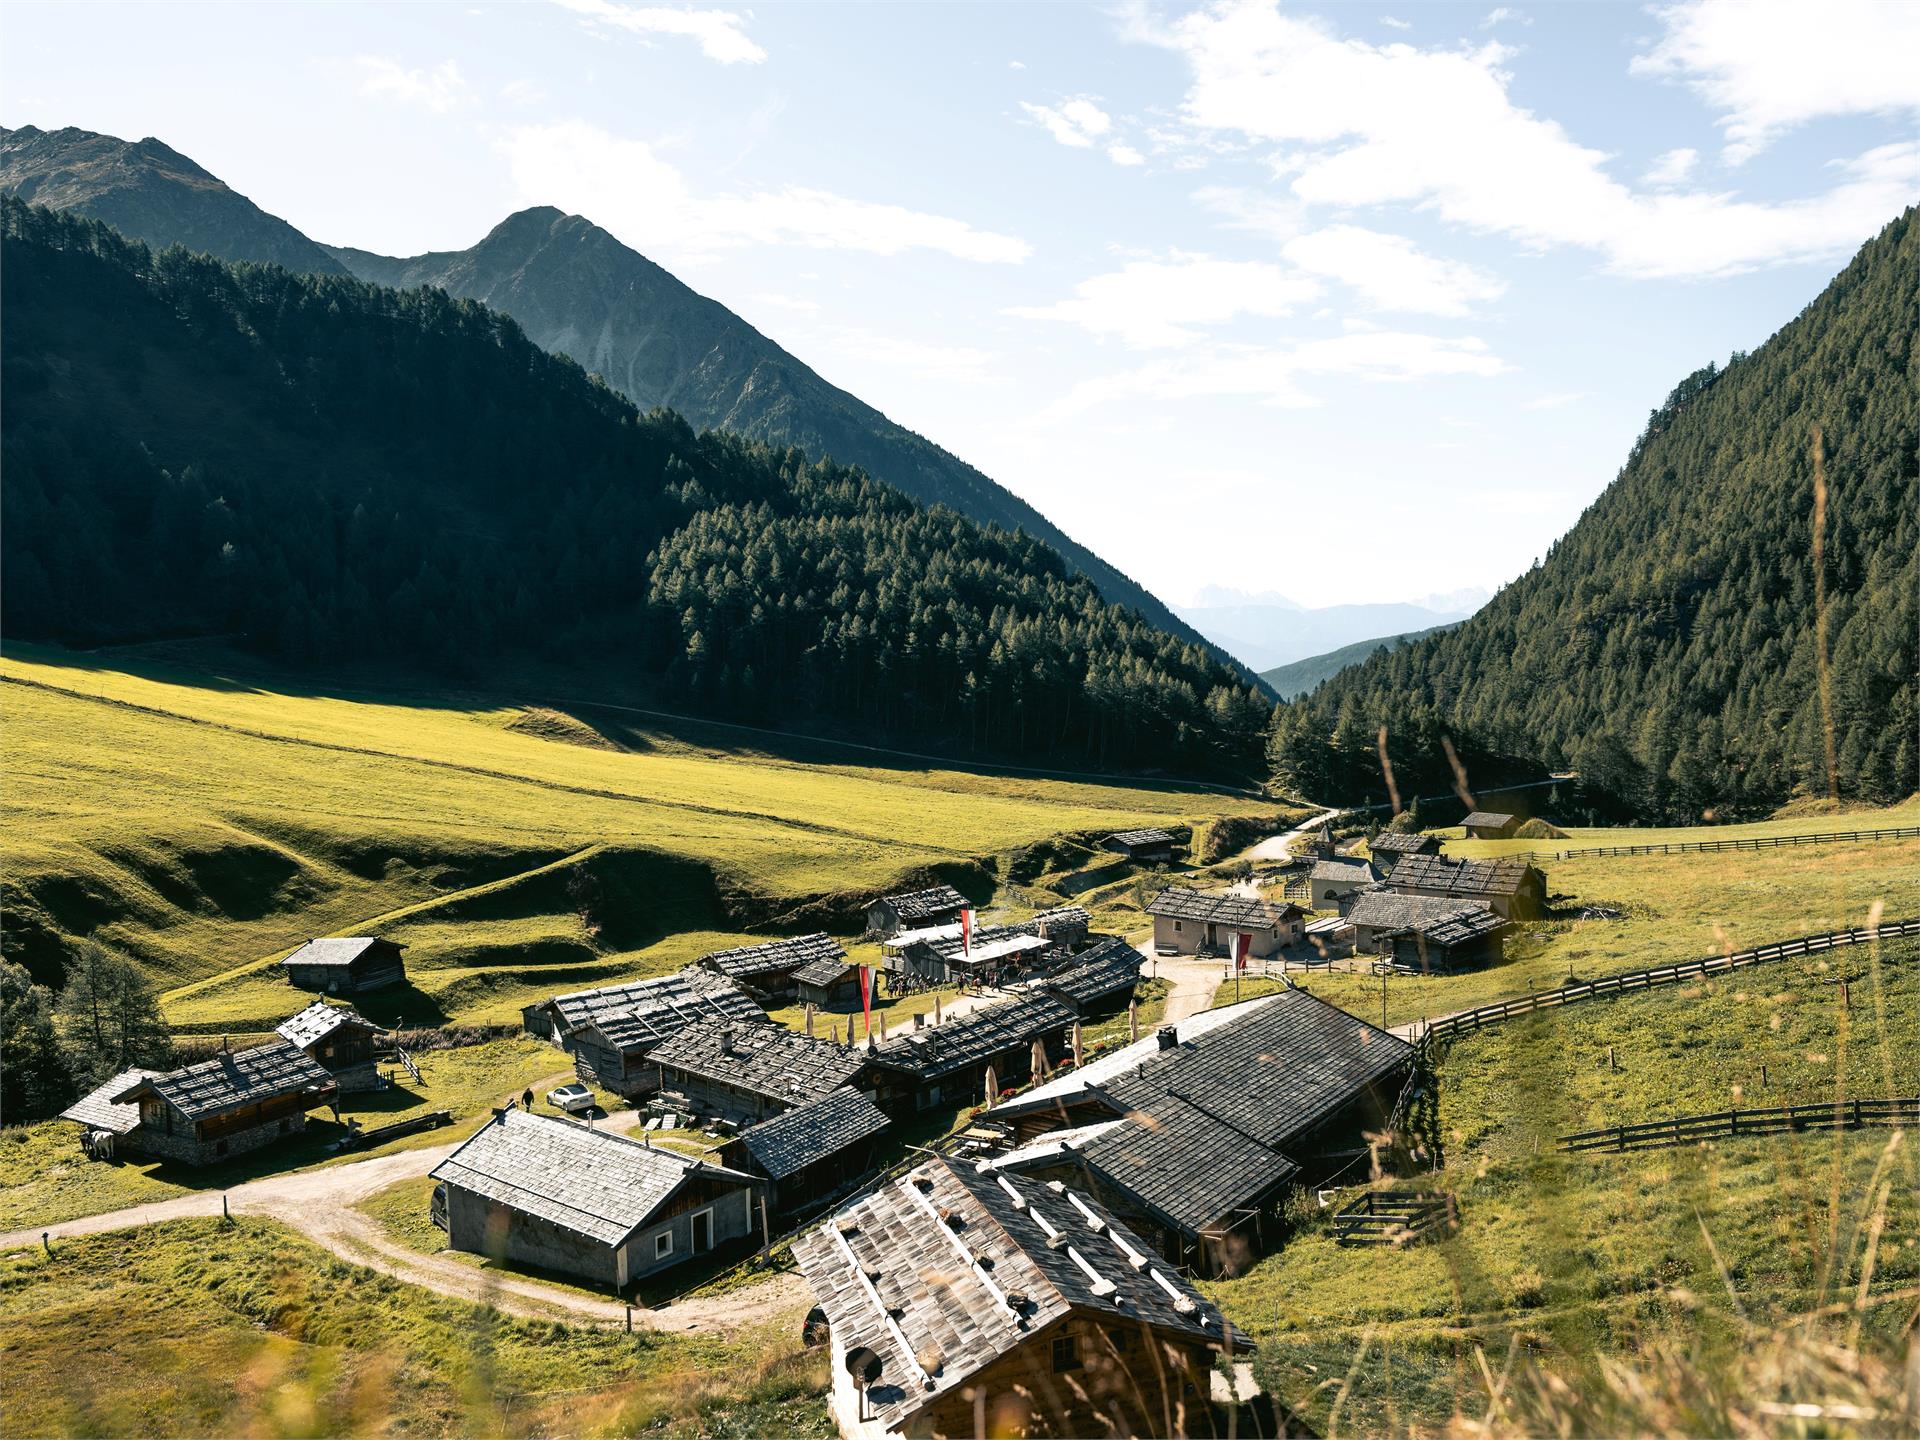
[0,124,1224,671]
[0,200,1268,776]
[1259,624,1458,700]
[0,125,348,276]
[326,208,1226,665]
[1270,210,1918,819]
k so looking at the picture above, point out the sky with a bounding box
[5,0,1917,614]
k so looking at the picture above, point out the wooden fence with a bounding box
[1413,917,1920,1045]
[1546,825,1920,861]
[1560,1097,1919,1154]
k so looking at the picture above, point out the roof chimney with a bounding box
[1155,1027,1178,1051]
[719,1029,735,1056]
[914,1012,925,1031]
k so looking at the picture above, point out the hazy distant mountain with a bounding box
[0,125,1230,674]
[325,209,1225,664]
[1258,624,1460,699]
[0,125,348,276]
[1173,597,1477,671]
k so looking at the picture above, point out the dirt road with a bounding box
[1,1098,806,1333]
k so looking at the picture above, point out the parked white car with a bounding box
[545,1082,595,1115]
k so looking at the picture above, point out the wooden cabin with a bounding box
[430,1109,759,1289]
[1145,890,1303,958]
[1101,828,1176,863]
[697,934,847,1004]
[281,936,407,995]
[650,1020,870,1125]
[1461,811,1520,840]
[109,1039,336,1166]
[1385,853,1546,920]
[1032,936,1143,1017]
[718,1087,890,1218]
[866,884,967,939]
[986,991,1416,1276]
[863,994,1073,1116]
[1366,830,1442,873]
[793,1156,1248,1439]
[59,1067,161,1161]
[523,968,766,1097]
[276,999,385,1092]
[1387,905,1510,972]
[792,956,864,1012]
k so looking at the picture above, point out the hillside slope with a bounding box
[325,208,1226,665]
[0,199,1268,777]
[0,124,348,276]
[1259,624,1458,699]
[1271,210,1918,819]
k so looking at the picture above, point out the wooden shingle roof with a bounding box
[276,999,381,1050]
[698,933,845,983]
[1106,828,1175,848]
[1347,890,1489,934]
[791,1157,1239,1430]
[1073,1091,1300,1235]
[430,1109,752,1247]
[1415,906,1510,948]
[281,936,401,970]
[868,994,1073,1082]
[878,885,967,921]
[60,1067,159,1134]
[731,1087,890,1181]
[1461,812,1517,828]
[650,1020,868,1107]
[1368,831,1439,856]
[1387,853,1540,898]
[1310,858,1378,883]
[791,954,859,988]
[1145,888,1288,929]
[115,1038,331,1122]
[1034,936,1142,1009]
[544,967,764,1046]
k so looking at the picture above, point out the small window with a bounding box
[1173,921,1183,933]
[1051,1335,1081,1373]
[1107,1326,1135,1353]
[655,1231,674,1259]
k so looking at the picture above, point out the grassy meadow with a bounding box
[0,1217,828,1439]
[1209,933,1920,1435]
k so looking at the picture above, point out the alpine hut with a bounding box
[276,999,386,1092]
[107,1038,336,1166]
[281,936,407,995]
[718,1087,891,1217]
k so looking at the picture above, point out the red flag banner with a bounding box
[860,965,873,1039]
[960,907,974,958]
[1232,932,1250,970]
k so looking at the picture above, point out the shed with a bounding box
[1385,852,1545,920]
[650,1020,870,1124]
[276,999,385,1092]
[1101,828,1177,862]
[1032,936,1144,1016]
[1387,904,1510,972]
[1308,857,1382,912]
[1461,811,1520,840]
[1346,889,1492,955]
[792,1156,1246,1439]
[697,934,846,1003]
[863,994,1074,1115]
[430,1108,758,1289]
[281,936,407,995]
[719,1087,891,1217]
[792,955,865,1012]
[1144,889,1304,958]
[111,1039,335,1166]
[59,1067,160,1159]
[866,884,967,939]
[1365,830,1442,873]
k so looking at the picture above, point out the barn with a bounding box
[650,1020,870,1125]
[281,936,407,995]
[1385,852,1546,920]
[110,1039,336,1166]
[1461,811,1520,839]
[791,955,865,1012]
[524,968,766,1097]
[276,999,385,1092]
[793,1156,1247,1439]
[430,1108,759,1289]
[697,934,847,1004]
[866,884,967,939]
[863,994,1074,1116]
[718,1087,891,1218]
[1366,830,1442,873]
[1032,936,1144,1017]
[1101,828,1176,863]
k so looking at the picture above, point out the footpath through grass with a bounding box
[0,1216,829,1439]
[1209,934,1920,1435]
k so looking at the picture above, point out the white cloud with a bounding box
[500,121,1032,263]
[1006,254,1322,348]
[1009,59,1027,70]
[1193,184,1306,241]
[552,0,765,65]
[1282,225,1505,315]
[1038,330,1506,418]
[1633,0,1920,164]
[1158,2,1920,279]
[354,57,472,114]
[1108,143,1146,167]
[1481,7,1530,28]
[1020,97,1113,149]
[1642,147,1698,187]
[1380,16,1411,30]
